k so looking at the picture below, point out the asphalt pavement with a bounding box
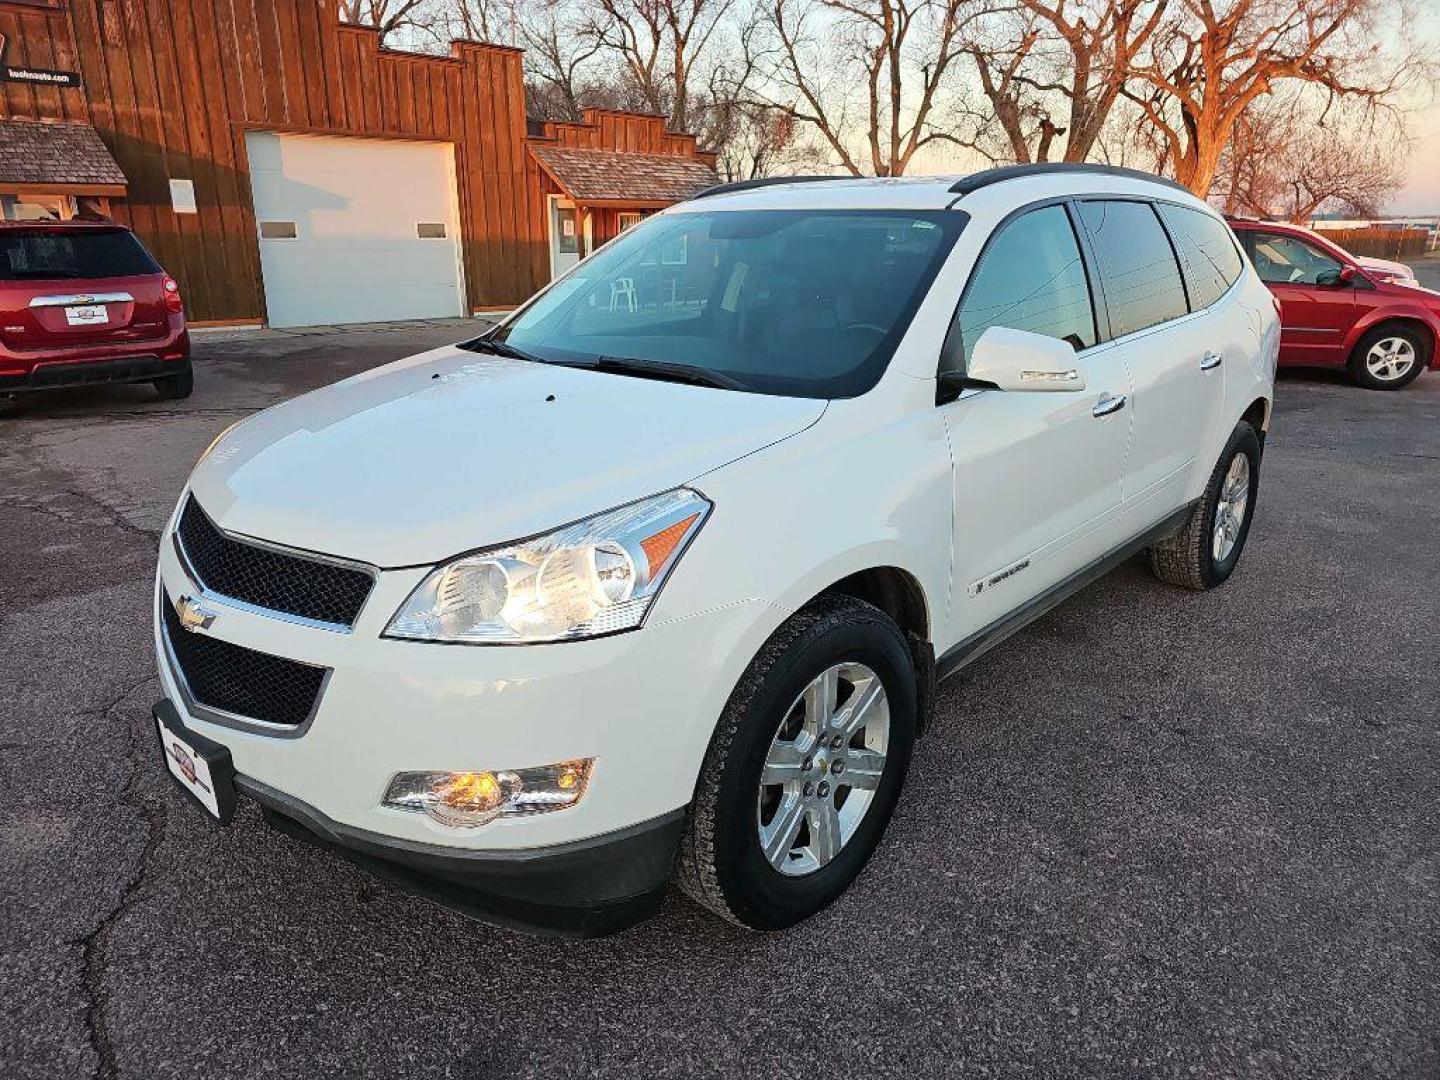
[1,293,1438,1078]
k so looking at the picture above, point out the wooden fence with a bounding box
[1313,228,1433,261]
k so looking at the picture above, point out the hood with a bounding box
[190,345,826,567]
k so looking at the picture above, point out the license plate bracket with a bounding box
[64,303,109,326]
[153,700,237,824]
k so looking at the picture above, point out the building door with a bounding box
[246,132,464,328]
[549,197,582,279]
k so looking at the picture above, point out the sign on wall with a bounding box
[0,34,82,88]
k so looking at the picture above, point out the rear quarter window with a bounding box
[0,229,161,281]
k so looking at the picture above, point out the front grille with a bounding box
[163,595,328,728]
[176,495,373,628]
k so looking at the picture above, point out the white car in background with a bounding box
[152,164,1278,936]
[1356,255,1420,286]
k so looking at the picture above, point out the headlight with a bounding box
[384,488,711,644]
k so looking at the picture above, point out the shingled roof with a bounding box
[0,119,127,190]
[530,145,715,206]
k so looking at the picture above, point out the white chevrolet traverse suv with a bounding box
[153,165,1279,936]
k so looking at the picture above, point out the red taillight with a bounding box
[163,276,184,315]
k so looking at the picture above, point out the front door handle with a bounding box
[1092,393,1127,418]
[1200,351,1223,371]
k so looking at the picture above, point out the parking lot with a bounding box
[3,275,1439,1077]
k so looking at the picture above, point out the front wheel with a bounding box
[1348,325,1428,391]
[676,596,917,930]
[1147,420,1261,590]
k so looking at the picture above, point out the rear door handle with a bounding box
[1092,393,1127,418]
[1200,351,1223,371]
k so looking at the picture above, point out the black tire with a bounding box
[153,361,194,401]
[676,595,917,930]
[1347,324,1428,391]
[1147,420,1261,590]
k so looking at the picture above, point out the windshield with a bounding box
[0,228,160,280]
[487,208,964,398]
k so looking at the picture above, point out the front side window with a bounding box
[1078,200,1189,337]
[492,209,964,398]
[1250,232,1344,286]
[1157,203,1244,309]
[948,203,1096,373]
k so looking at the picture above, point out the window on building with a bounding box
[258,220,298,240]
[1156,203,1244,309]
[618,212,645,231]
[949,204,1097,372]
[1077,200,1189,337]
[416,222,447,239]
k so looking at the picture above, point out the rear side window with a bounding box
[950,204,1096,372]
[1077,200,1188,337]
[0,229,161,281]
[1157,204,1243,308]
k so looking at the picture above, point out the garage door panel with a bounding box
[247,132,464,328]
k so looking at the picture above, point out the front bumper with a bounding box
[153,500,775,930]
[242,764,686,937]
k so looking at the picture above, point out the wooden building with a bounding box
[0,0,717,326]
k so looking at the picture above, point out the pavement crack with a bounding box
[68,678,168,1080]
[0,490,160,546]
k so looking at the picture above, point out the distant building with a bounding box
[0,0,717,326]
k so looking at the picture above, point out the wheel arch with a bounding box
[1345,313,1438,368]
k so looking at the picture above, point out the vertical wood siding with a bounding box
[0,0,713,322]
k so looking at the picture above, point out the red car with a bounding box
[1227,217,1440,390]
[0,220,191,409]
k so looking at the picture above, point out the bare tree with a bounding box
[1125,0,1428,196]
[755,0,982,175]
[338,0,431,39]
[1213,95,1407,219]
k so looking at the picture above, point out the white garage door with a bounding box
[246,132,464,328]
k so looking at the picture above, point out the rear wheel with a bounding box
[1348,325,1427,391]
[153,361,194,401]
[676,596,917,930]
[1147,420,1261,590]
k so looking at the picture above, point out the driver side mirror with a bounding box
[938,326,1087,402]
[1316,266,1357,287]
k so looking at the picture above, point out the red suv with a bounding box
[1227,218,1440,390]
[0,220,191,409]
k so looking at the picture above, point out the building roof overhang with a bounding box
[0,119,127,193]
[529,144,716,207]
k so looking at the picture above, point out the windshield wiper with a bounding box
[594,355,749,391]
[458,333,544,364]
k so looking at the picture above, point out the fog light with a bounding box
[382,759,595,828]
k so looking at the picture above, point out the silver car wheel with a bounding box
[1365,336,1417,382]
[756,662,890,877]
[1212,453,1250,564]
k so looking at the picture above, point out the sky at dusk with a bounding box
[1392,9,1440,214]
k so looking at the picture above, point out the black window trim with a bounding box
[936,194,1105,379]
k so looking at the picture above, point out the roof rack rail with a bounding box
[691,175,850,200]
[948,163,1191,197]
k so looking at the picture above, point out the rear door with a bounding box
[1075,198,1222,522]
[1243,229,1355,364]
[0,227,170,354]
[940,201,1132,631]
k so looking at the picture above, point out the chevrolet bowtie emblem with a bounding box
[174,594,217,633]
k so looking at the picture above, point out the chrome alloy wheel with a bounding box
[1365,336,1417,382]
[1212,453,1251,564]
[756,662,890,877]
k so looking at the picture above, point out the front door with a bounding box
[549,199,582,280]
[1245,229,1356,365]
[940,202,1131,634]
